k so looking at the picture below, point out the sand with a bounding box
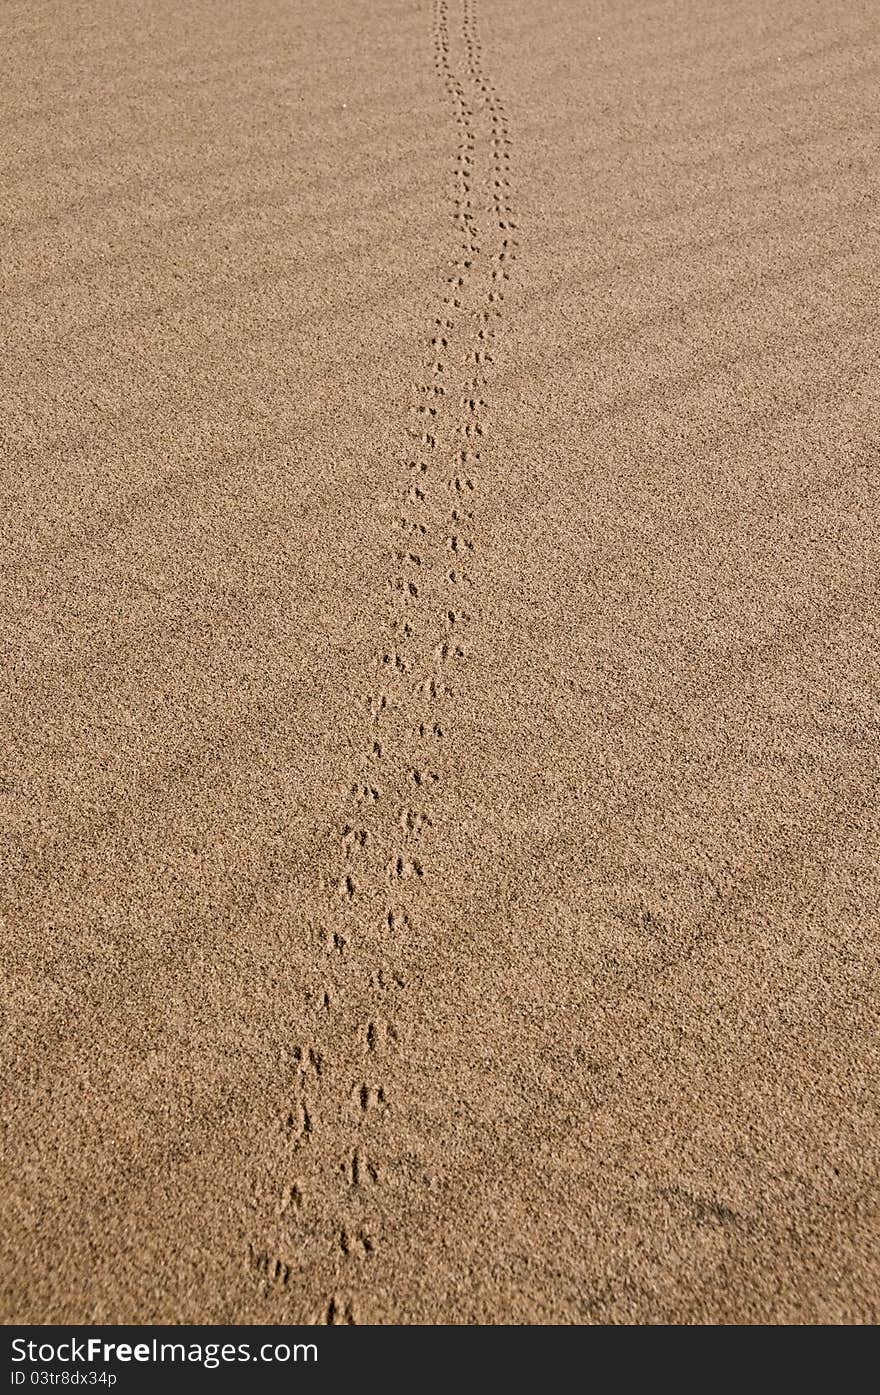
[2,0,878,1325]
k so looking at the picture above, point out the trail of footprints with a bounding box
[251,0,517,1324]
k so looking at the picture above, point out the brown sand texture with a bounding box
[2,0,879,1326]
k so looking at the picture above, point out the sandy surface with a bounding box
[2,0,878,1324]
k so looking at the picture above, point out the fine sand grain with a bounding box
[2,0,878,1324]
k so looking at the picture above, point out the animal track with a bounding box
[304,984,334,1012]
[278,1184,303,1215]
[342,1147,380,1189]
[285,1100,313,1147]
[257,0,518,1323]
[355,1083,388,1115]
[351,781,381,805]
[409,766,440,788]
[363,1018,399,1053]
[402,808,433,836]
[342,824,369,854]
[339,1227,375,1257]
[386,908,412,935]
[292,1045,324,1079]
[370,967,407,991]
[318,927,347,956]
[249,1246,291,1292]
[325,1297,356,1325]
[388,854,424,882]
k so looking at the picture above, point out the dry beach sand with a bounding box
[2,0,879,1324]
